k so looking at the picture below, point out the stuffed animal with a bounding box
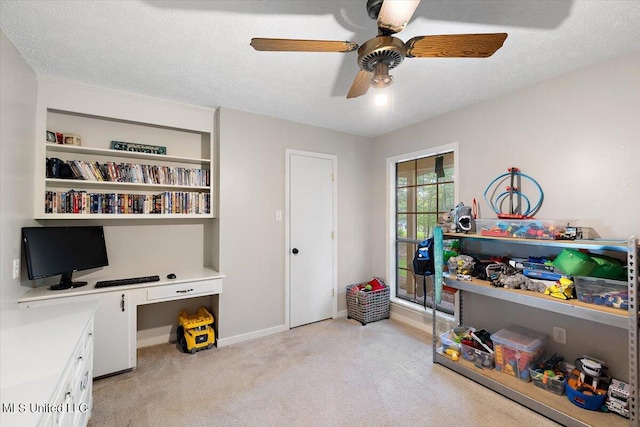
[438,212,456,233]
[453,202,475,233]
[491,273,546,293]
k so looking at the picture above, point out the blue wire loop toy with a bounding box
[484,167,544,219]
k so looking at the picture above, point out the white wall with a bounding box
[370,51,640,280]
[0,31,38,312]
[217,108,371,342]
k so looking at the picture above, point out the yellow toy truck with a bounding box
[177,307,215,354]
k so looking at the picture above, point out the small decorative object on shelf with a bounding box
[110,140,167,155]
[46,130,57,143]
[64,134,82,146]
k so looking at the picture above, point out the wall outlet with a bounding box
[12,259,20,280]
[553,326,567,345]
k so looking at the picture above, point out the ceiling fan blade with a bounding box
[250,38,358,53]
[378,0,421,34]
[346,70,372,99]
[405,33,508,58]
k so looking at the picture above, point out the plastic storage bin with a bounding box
[346,283,390,325]
[440,329,461,353]
[460,342,494,369]
[491,326,547,382]
[475,219,570,240]
[439,327,475,353]
[574,276,629,310]
[530,367,566,395]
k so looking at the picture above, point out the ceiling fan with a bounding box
[250,0,507,100]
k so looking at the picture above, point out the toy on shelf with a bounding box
[459,328,495,369]
[492,326,547,382]
[476,218,569,240]
[607,378,630,418]
[565,356,611,410]
[177,306,215,354]
[544,277,575,300]
[483,167,544,219]
[530,354,567,395]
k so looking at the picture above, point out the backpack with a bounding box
[412,237,435,309]
[412,238,435,276]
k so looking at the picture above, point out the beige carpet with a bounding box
[89,318,560,426]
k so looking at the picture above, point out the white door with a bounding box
[288,151,336,328]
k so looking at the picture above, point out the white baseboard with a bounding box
[337,309,348,318]
[390,306,432,334]
[216,324,288,347]
[389,301,455,334]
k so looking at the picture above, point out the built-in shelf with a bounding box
[46,143,210,165]
[37,105,215,219]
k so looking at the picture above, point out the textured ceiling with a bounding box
[1,0,639,137]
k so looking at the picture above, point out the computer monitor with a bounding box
[22,226,109,290]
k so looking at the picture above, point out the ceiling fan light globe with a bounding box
[374,93,389,106]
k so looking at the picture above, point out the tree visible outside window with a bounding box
[395,152,455,308]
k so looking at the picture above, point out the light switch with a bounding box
[275,210,283,221]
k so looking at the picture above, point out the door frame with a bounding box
[285,149,338,329]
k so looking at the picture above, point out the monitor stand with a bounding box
[50,272,88,291]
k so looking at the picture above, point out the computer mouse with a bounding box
[167,273,176,279]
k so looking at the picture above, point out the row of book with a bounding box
[47,158,210,187]
[44,190,211,215]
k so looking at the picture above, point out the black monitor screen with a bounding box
[22,226,109,290]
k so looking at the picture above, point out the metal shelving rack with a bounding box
[432,229,639,427]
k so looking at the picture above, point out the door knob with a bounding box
[292,248,299,255]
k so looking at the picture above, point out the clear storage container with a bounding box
[491,326,547,382]
[475,219,571,240]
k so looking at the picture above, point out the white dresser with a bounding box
[1,301,97,427]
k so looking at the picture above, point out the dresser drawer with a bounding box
[146,279,222,302]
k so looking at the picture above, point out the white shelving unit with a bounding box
[432,230,639,427]
[34,78,216,219]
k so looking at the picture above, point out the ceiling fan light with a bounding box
[371,61,393,88]
[374,92,389,106]
[373,81,392,107]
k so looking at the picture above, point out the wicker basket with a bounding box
[346,283,390,325]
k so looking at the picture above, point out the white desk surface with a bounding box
[18,267,224,303]
[1,301,98,426]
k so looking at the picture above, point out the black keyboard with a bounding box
[95,275,160,288]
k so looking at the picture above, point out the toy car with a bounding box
[607,379,630,418]
[177,306,215,354]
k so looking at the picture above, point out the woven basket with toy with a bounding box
[346,277,389,326]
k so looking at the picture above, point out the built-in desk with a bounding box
[1,301,97,427]
[18,268,223,377]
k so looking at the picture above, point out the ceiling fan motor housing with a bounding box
[358,36,406,73]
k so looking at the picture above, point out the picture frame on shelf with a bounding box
[64,134,82,146]
[46,130,57,143]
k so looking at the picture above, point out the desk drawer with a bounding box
[146,279,222,302]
